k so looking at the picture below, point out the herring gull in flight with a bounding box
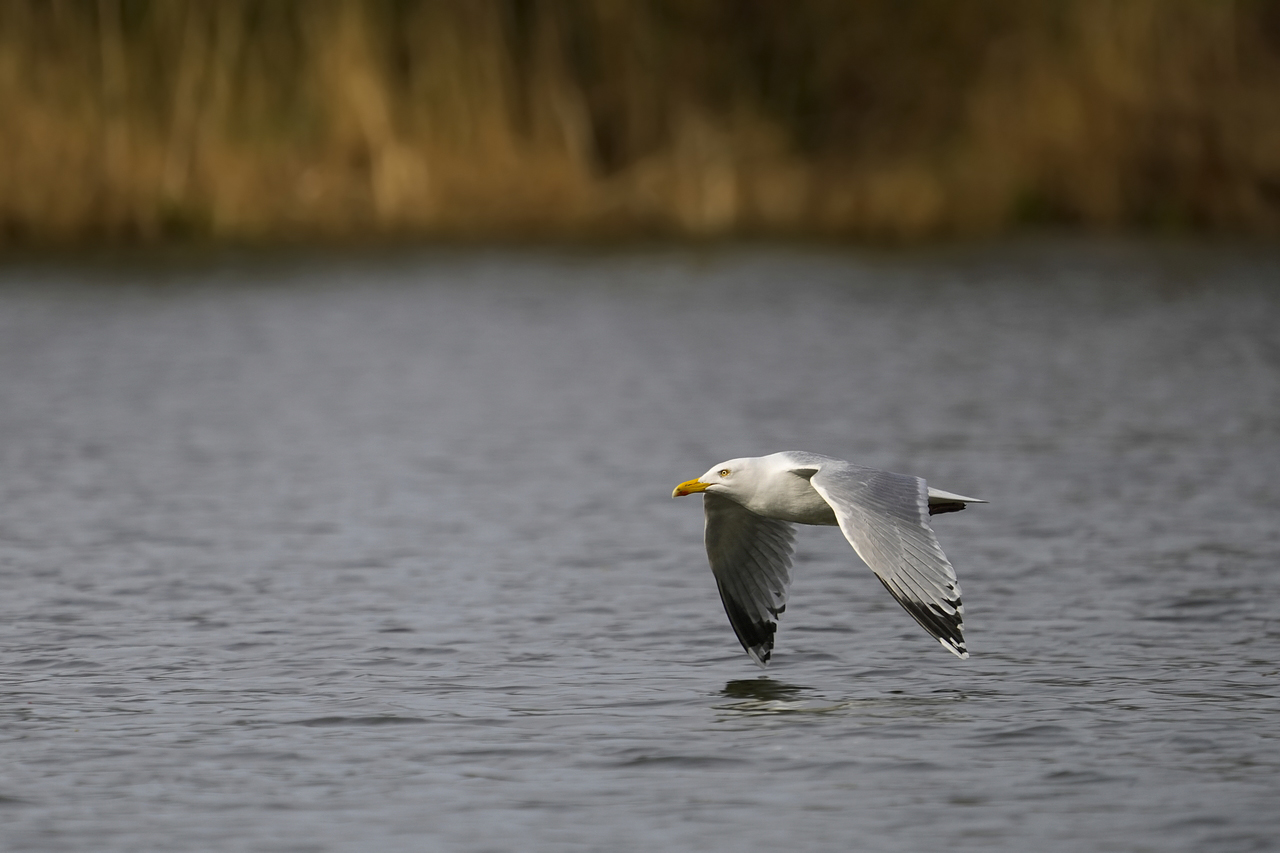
[672,451,983,666]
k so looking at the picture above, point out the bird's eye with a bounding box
[718,469,731,477]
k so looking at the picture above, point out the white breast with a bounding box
[741,469,838,526]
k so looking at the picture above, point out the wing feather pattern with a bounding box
[809,465,969,658]
[702,492,796,666]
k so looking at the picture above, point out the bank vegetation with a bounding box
[3,0,1279,245]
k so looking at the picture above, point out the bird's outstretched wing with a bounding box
[702,492,796,666]
[809,465,968,658]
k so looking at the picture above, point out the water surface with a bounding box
[2,243,1278,852]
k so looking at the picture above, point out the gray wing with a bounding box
[702,492,796,666]
[809,466,968,658]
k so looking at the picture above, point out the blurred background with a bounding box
[3,0,1280,246]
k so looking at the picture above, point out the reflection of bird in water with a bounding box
[673,451,984,666]
[720,678,806,703]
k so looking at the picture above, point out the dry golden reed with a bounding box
[1,0,1279,245]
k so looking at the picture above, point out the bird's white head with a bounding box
[671,457,757,499]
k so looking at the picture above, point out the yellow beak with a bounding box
[672,478,710,498]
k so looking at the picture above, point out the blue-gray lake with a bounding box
[2,242,1278,852]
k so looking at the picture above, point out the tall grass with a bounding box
[1,0,1278,244]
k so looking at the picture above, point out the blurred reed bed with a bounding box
[1,0,1279,245]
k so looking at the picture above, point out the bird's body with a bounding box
[672,451,984,666]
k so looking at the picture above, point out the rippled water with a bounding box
[2,242,1278,852]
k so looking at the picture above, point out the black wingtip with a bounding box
[877,577,966,658]
[716,580,778,665]
[928,500,968,516]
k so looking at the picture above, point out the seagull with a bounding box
[672,451,984,666]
